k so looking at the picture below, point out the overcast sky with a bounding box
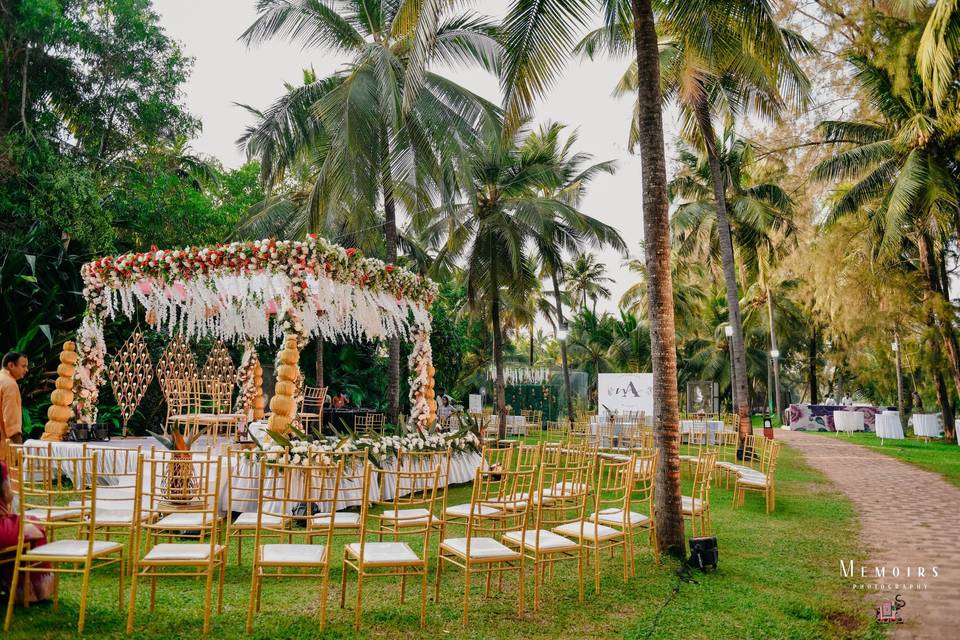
[153,0,682,316]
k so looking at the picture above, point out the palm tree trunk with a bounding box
[529,320,534,366]
[551,269,576,425]
[918,234,958,441]
[383,161,401,426]
[693,98,752,445]
[631,0,684,558]
[766,288,782,422]
[808,324,818,404]
[490,240,507,439]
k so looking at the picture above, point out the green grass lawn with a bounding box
[3,442,885,640]
[807,431,960,487]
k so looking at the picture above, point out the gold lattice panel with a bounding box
[107,330,154,427]
[156,334,198,390]
[201,340,236,387]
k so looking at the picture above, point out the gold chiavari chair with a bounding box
[568,420,590,442]
[387,447,452,539]
[340,462,441,630]
[681,451,717,537]
[555,454,633,595]
[225,448,282,565]
[86,445,146,574]
[436,467,535,624]
[4,450,125,634]
[719,434,769,488]
[679,425,708,474]
[442,446,510,531]
[618,449,659,567]
[733,441,782,513]
[297,385,328,434]
[307,450,367,542]
[710,430,740,487]
[246,458,342,632]
[545,421,566,441]
[126,451,226,634]
[502,462,590,610]
[510,442,542,472]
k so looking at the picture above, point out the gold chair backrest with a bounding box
[632,450,658,513]
[15,450,97,536]
[691,451,717,505]
[138,449,220,542]
[510,442,542,471]
[594,454,634,525]
[358,462,441,561]
[465,467,535,545]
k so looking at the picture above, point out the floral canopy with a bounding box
[68,235,438,430]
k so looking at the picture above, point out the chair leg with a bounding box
[353,572,364,631]
[149,573,157,613]
[577,549,585,603]
[126,566,139,634]
[202,563,215,634]
[245,568,258,633]
[419,568,428,628]
[593,544,601,594]
[319,564,331,631]
[3,556,19,632]
[517,559,525,618]
[462,566,471,625]
[339,554,348,609]
[217,556,226,614]
[434,553,443,603]
[118,556,126,614]
[400,574,407,605]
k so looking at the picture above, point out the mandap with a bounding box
[40,235,440,440]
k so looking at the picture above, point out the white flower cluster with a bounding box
[251,430,480,467]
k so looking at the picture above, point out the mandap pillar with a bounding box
[268,335,300,435]
[408,324,436,429]
[41,341,78,441]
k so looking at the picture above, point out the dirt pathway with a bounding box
[777,429,960,638]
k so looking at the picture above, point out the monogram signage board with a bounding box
[598,373,654,416]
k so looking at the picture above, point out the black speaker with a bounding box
[688,536,718,571]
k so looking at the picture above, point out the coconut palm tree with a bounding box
[492,0,692,556]
[568,309,614,406]
[519,121,625,424]
[564,253,613,314]
[580,0,811,444]
[669,131,796,419]
[417,117,620,438]
[240,0,501,424]
[812,50,960,441]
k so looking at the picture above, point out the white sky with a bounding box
[153,0,682,315]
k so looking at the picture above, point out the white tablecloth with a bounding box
[912,414,941,438]
[680,420,724,443]
[833,411,864,432]
[874,412,904,440]
[23,439,482,516]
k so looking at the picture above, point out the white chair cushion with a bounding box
[260,543,327,565]
[381,508,436,525]
[155,512,213,528]
[144,543,223,562]
[24,507,82,521]
[546,482,588,497]
[681,496,705,514]
[233,512,283,528]
[94,509,148,525]
[442,537,521,560]
[634,460,655,474]
[678,455,698,462]
[312,512,361,527]
[553,521,622,542]
[444,503,501,518]
[26,539,122,558]
[592,508,650,527]
[737,473,769,487]
[346,542,420,566]
[503,529,579,552]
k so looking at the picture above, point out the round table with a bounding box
[833,410,864,432]
[874,412,904,441]
[912,413,941,438]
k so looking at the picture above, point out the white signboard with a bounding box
[468,394,483,414]
[598,373,654,417]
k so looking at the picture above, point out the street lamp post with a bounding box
[892,334,905,428]
[725,325,736,413]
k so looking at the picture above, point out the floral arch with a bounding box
[42,235,438,439]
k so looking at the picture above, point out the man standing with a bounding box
[0,352,28,445]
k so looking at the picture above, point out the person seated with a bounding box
[437,395,454,420]
[331,391,350,409]
[0,462,54,605]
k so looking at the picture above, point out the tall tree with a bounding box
[241,0,501,424]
